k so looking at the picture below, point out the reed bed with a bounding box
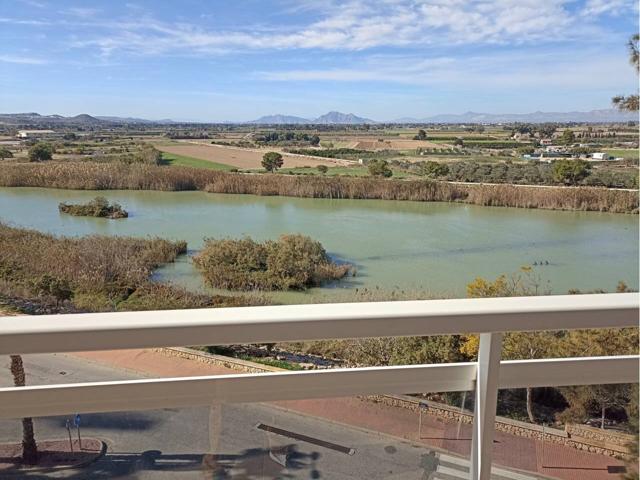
[0,162,636,213]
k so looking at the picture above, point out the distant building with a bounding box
[16,129,56,139]
[590,152,611,161]
[540,139,554,146]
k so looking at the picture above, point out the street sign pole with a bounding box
[74,414,82,450]
[65,419,73,453]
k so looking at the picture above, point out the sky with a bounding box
[0,0,638,121]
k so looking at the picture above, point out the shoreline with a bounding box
[0,162,636,214]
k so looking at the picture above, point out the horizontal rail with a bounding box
[0,293,637,355]
[0,356,636,419]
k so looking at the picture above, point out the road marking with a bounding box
[256,423,356,455]
[437,453,538,480]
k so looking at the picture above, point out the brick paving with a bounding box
[68,349,630,480]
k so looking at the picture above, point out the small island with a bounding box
[58,196,128,219]
[193,234,352,291]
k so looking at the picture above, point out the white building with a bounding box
[16,129,55,138]
[590,152,610,161]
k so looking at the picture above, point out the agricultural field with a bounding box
[155,142,345,169]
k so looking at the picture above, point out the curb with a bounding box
[0,439,107,476]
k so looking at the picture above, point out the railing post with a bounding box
[471,332,502,480]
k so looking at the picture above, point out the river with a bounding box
[0,187,637,303]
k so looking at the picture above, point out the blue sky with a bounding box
[0,0,638,121]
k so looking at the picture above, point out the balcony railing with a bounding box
[1,292,638,480]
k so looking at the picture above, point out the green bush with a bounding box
[193,234,351,291]
[28,142,54,162]
[368,159,393,178]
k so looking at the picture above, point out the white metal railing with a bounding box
[0,292,638,480]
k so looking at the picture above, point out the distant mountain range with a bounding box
[0,112,179,126]
[248,111,375,124]
[0,109,636,126]
[392,109,638,124]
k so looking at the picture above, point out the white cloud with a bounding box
[581,0,636,16]
[0,54,48,64]
[66,0,636,57]
[259,49,637,91]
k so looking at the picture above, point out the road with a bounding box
[0,354,539,479]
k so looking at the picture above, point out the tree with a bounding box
[368,159,393,178]
[262,151,283,172]
[612,34,639,111]
[28,142,54,162]
[414,129,427,140]
[10,355,38,464]
[463,268,555,423]
[317,165,328,174]
[310,135,320,146]
[420,161,449,178]
[453,138,464,147]
[552,159,591,185]
[560,129,576,145]
[0,147,13,160]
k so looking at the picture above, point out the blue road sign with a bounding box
[74,414,81,427]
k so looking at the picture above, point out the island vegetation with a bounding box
[0,223,256,313]
[58,196,128,219]
[193,234,352,291]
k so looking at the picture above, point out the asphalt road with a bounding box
[0,354,538,480]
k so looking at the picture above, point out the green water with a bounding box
[0,187,637,302]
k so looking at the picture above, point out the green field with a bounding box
[160,152,234,171]
[604,149,639,160]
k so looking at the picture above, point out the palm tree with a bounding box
[9,355,38,464]
[612,33,639,111]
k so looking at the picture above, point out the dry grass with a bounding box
[0,162,636,213]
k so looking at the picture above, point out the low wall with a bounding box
[155,347,634,459]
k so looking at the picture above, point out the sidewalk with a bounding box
[69,349,629,480]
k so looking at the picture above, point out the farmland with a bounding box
[155,142,346,169]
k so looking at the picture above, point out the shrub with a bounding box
[368,159,393,178]
[420,161,449,178]
[193,234,351,291]
[28,142,54,162]
[552,159,591,185]
[58,196,128,219]
[317,165,328,174]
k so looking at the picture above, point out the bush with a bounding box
[368,159,393,178]
[58,196,128,219]
[193,234,352,291]
[317,165,328,174]
[28,142,54,161]
[552,160,591,185]
[420,161,449,178]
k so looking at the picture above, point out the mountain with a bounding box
[248,111,375,124]
[96,116,178,124]
[313,111,375,124]
[0,112,106,126]
[392,109,638,124]
[248,114,310,124]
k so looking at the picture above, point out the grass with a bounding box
[160,151,235,171]
[0,162,636,213]
[604,149,640,161]
[0,223,260,313]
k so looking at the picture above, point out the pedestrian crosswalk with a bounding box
[432,452,540,480]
